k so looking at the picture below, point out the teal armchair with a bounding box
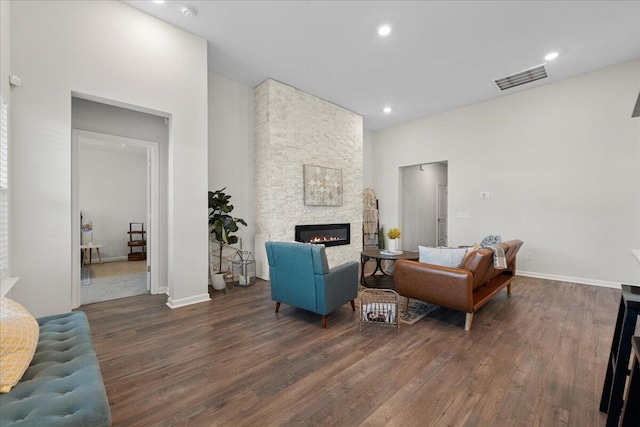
[265,241,358,328]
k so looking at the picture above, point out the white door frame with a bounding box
[436,183,448,247]
[71,130,159,308]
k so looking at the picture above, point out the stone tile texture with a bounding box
[255,79,363,268]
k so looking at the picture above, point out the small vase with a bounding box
[388,239,397,252]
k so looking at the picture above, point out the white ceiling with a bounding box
[123,1,640,130]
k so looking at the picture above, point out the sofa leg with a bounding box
[322,315,327,329]
[275,302,281,313]
[350,300,356,311]
[404,297,409,312]
[507,283,512,295]
[464,313,474,332]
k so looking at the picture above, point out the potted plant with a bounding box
[387,227,401,252]
[209,188,247,290]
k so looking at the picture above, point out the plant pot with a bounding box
[211,273,226,290]
[388,239,398,252]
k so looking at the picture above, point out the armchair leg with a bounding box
[464,313,474,332]
[404,297,409,313]
[507,283,512,295]
[322,315,327,329]
[350,300,355,312]
[275,302,281,313]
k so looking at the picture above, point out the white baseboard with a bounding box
[156,286,168,294]
[517,270,638,289]
[166,293,211,309]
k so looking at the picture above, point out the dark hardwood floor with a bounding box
[80,275,620,426]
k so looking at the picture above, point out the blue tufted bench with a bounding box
[0,312,112,426]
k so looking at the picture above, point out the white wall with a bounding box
[0,0,9,99]
[78,146,147,260]
[401,162,447,250]
[10,1,209,316]
[373,60,640,287]
[208,73,255,255]
[72,98,170,143]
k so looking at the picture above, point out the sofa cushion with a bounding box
[418,246,468,268]
[0,297,39,393]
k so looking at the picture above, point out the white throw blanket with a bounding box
[481,235,507,269]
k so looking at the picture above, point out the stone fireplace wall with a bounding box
[254,79,363,271]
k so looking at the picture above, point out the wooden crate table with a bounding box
[360,249,419,289]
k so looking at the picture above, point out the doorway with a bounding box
[71,130,159,307]
[400,161,448,250]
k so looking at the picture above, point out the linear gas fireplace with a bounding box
[295,223,351,247]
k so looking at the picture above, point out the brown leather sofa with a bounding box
[394,239,524,331]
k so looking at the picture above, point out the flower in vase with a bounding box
[387,227,401,240]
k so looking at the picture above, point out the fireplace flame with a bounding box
[308,236,342,243]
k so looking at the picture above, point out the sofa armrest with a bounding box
[316,262,359,314]
[394,259,474,313]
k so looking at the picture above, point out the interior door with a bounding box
[436,183,448,247]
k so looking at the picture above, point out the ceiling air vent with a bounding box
[494,64,548,91]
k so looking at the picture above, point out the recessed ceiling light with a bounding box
[152,0,165,4]
[383,106,392,114]
[545,52,559,61]
[378,25,391,36]
[181,6,197,18]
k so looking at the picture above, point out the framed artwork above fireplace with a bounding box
[303,164,343,206]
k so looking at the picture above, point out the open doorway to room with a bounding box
[400,161,448,250]
[70,95,167,308]
[74,132,156,305]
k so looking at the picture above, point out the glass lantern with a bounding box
[232,251,256,287]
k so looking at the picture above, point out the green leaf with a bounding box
[207,187,246,243]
